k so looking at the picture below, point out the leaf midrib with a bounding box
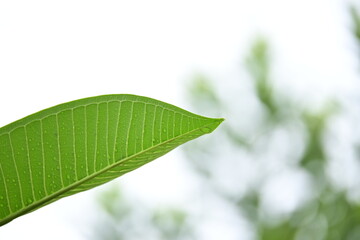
[0,120,217,226]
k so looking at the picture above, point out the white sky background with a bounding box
[0,0,358,239]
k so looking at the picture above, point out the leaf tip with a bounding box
[201,117,224,134]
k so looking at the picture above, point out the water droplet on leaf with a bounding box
[200,127,211,133]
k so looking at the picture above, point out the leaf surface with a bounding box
[0,94,223,226]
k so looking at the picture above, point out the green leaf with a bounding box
[0,94,223,226]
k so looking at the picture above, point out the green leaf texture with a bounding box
[0,94,223,226]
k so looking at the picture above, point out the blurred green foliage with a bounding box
[184,7,360,239]
[351,5,360,47]
[91,185,195,240]
[91,4,360,240]
[245,38,276,117]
